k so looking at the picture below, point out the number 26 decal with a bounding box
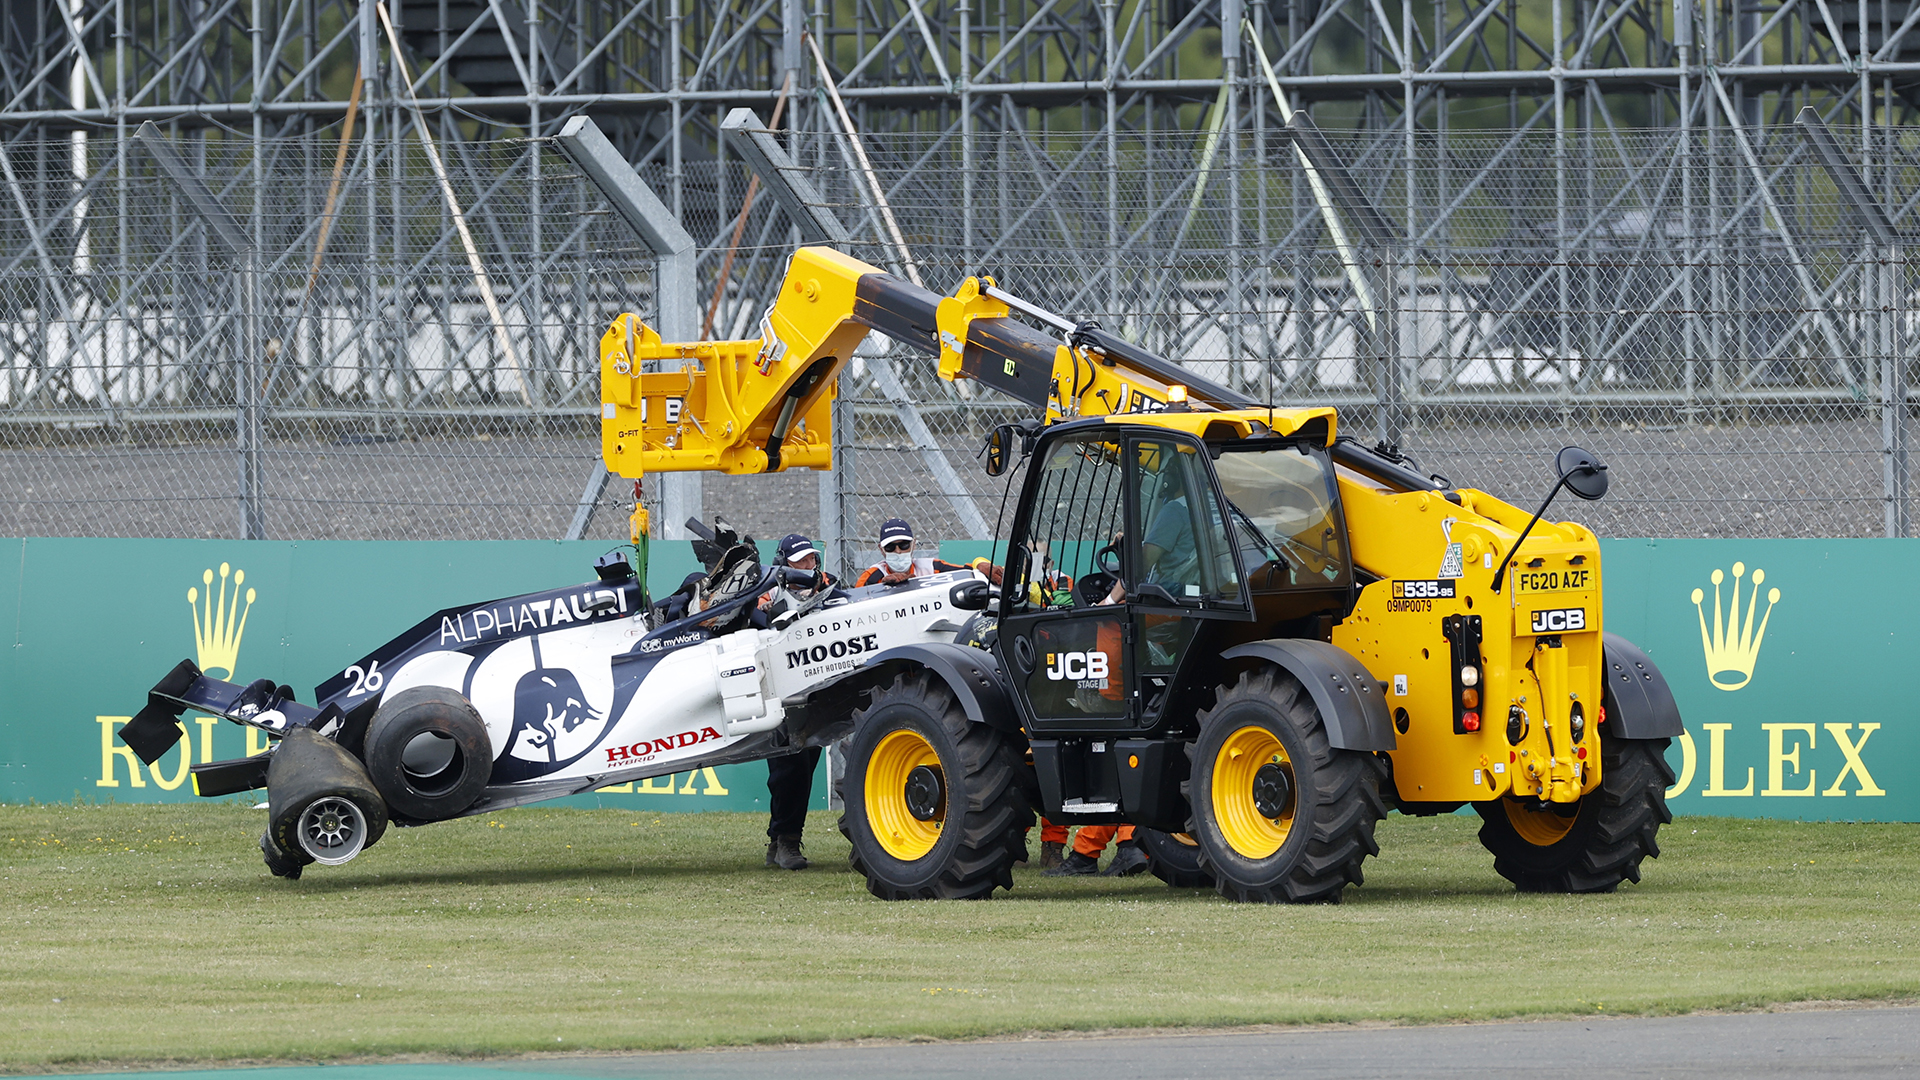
[344,660,385,697]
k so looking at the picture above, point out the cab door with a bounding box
[998,430,1135,729]
[1125,434,1251,724]
[998,428,1250,732]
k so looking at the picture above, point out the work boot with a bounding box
[766,835,809,870]
[1040,840,1065,871]
[1100,840,1150,878]
[1044,850,1100,877]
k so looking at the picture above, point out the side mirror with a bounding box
[777,566,822,591]
[593,549,635,582]
[950,580,991,610]
[1493,446,1611,593]
[1556,446,1609,501]
[983,424,1014,477]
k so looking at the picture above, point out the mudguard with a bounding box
[1601,632,1684,739]
[1220,640,1397,752]
[821,642,1021,734]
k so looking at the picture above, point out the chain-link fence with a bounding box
[0,127,659,542]
[4,120,1916,570]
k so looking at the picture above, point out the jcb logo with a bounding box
[1530,607,1586,633]
[1044,651,1109,681]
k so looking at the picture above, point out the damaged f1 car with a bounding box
[121,523,995,878]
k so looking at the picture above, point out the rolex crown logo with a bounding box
[188,562,256,680]
[1690,561,1779,692]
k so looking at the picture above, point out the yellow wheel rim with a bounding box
[1503,798,1579,846]
[865,729,945,860]
[1211,725,1295,859]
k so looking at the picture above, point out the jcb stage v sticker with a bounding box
[1045,650,1110,689]
[1529,607,1587,633]
[1388,579,1455,613]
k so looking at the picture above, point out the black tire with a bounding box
[363,686,492,822]
[260,829,304,880]
[837,671,1034,900]
[1137,828,1214,888]
[1474,731,1673,893]
[264,728,390,875]
[1186,668,1387,904]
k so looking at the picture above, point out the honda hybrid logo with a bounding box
[1044,651,1109,681]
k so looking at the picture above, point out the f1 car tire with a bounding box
[838,670,1033,900]
[1185,667,1386,904]
[364,686,492,822]
[1137,828,1214,888]
[260,829,306,880]
[265,727,389,876]
[1473,731,1673,893]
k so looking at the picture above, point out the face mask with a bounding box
[885,552,913,574]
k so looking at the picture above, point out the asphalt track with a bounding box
[39,1006,1920,1079]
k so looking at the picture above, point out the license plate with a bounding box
[1510,567,1593,593]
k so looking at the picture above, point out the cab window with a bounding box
[1132,438,1238,603]
[1212,442,1351,589]
[1007,434,1128,613]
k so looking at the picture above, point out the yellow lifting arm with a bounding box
[602,244,1339,541]
[599,246,883,480]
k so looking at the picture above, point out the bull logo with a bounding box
[493,636,613,782]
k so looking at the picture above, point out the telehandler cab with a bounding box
[598,245,1684,903]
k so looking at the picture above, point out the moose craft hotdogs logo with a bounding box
[1691,561,1779,691]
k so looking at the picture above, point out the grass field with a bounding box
[2,803,1916,1071]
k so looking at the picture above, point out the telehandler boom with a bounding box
[598,245,1683,902]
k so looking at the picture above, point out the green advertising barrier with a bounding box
[0,537,1907,820]
[1601,539,1904,819]
[0,537,749,810]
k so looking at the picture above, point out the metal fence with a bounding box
[3,119,1916,570]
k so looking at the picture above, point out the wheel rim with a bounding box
[400,731,462,795]
[1211,725,1295,859]
[297,797,369,866]
[866,729,945,860]
[1502,798,1579,846]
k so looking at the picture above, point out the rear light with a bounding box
[1442,615,1484,735]
[1577,746,1587,759]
